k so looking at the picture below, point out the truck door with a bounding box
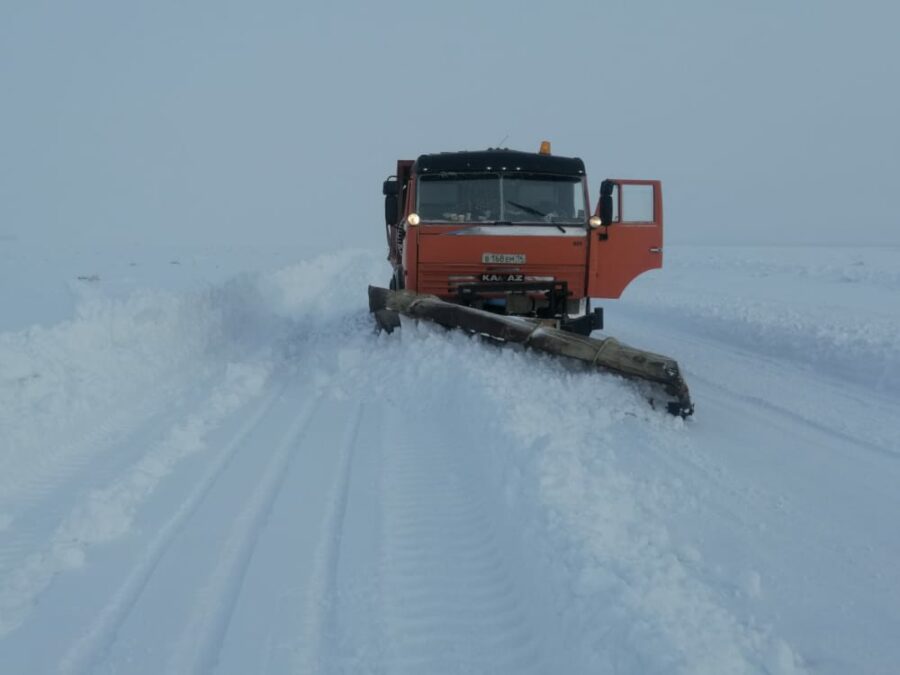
[587,179,663,299]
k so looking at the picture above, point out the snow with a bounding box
[1,239,898,674]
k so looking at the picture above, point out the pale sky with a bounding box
[2,0,898,252]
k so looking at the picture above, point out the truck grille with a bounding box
[418,266,585,298]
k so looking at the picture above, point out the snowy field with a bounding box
[1,240,898,674]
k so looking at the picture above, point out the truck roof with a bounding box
[414,149,585,177]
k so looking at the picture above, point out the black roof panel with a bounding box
[414,149,585,177]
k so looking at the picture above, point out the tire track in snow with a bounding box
[694,371,900,461]
[0,372,220,577]
[164,391,324,675]
[57,382,287,675]
[0,362,271,640]
[613,307,900,459]
[294,401,365,674]
[379,411,546,675]
[0,371,216,526]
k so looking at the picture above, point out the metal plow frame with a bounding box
[369,286,694,417]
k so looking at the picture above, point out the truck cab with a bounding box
[383,146,663,334]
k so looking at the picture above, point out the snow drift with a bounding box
[1,244,898,674]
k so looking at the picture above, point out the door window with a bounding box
[620,184,655,223]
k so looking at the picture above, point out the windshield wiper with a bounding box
[505,201,566,232]
[506,200,545,217]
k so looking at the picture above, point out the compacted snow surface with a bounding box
[1,242,898,674]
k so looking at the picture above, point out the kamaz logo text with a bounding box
[480,273,524,283]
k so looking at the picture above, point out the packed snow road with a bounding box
[1,244,898,674]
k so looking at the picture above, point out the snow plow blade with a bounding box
[369,286,694,417]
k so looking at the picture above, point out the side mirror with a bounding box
[384,195,399,227]
[599,179,615,226]
[383,177,399,196]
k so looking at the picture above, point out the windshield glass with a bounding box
[417,173,586,224]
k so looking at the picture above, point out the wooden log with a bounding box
[368,286,693,416]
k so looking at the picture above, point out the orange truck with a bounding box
[372,142,692,416]
[381,142,663,335]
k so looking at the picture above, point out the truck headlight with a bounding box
[407,213,421,226]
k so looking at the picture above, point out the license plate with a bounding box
[481,253,526,264]
[480,273,524,282]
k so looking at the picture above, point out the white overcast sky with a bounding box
[2,0,898,251]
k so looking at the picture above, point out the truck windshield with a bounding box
[417,173,586,225]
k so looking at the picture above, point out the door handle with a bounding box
[649,247,662,254]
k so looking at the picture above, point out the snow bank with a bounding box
[304,318,805,672]
[623,246,900,396]
[0,279,284,635]
[0,361,271,637]
[1,290,220,507]
[628,297,900,395]
[0,249,386,637]
[0,249,384,517]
